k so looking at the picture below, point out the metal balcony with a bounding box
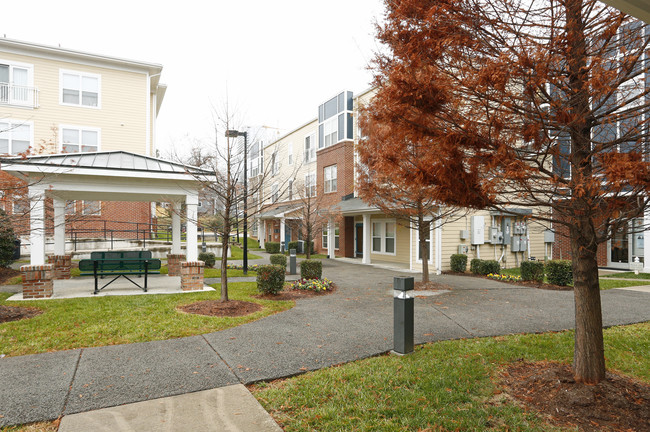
[0,82,39,108]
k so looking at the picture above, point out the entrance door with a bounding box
[285,227,291,247]
[608,219,645,269]
[355,223,363,257]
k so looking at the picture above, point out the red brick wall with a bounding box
[552,219,608,267]
[315,140,355,257]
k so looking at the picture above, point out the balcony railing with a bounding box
[0,82,39,108]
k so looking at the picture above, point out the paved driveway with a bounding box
[1,259,649,427]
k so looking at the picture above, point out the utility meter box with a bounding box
[458,244,468,254]
[511,236,521,252]
[471,216,485,245]
[544,230,555,243]
[489,226,503,244]
[501,217,512,245]
[459,230,469,240]
[520,237,528,251]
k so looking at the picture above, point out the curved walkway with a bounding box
[1,258,649,429]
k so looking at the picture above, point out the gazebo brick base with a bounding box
[180,261,205,291]
[21,264,54,299]
[167,254,185,276]
[48,255,72,279]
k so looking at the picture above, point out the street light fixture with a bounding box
[225,129,249,275]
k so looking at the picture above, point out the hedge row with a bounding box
[450,256,573,286]
[470,259,500,275]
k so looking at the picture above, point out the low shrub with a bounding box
[521,261,545,282]
[198,252,216,268]
[291,277,333,292]
[470,258,482,275]
[450,254,468,273]
[270,254,287,267]
[546,260,573,286]
[300,259,322,279]
[265,242,281,254]
[0,209,17,267]
[256,265,286,295]
[479,260,500,275]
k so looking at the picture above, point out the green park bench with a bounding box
[79,250,161,295]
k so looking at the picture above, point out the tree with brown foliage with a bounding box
[370,0,650,383]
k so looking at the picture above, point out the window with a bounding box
[304,133,316,162]
[305,172,316,197]
[324,165,337,193]
[82,201,101,216]
[372,220,396,254]
[0,121,32,155]
[417,221,433,263]
[270,151,279,176]
[65,201,76,215]
[12,198,29,215]
[60,126,99,153]
[271,183,279,203]
[318,91,354,149]
[322,224,339,249]
[0,61,34,107]
[288,142,293,165]
[288,179,293,201]
[249,141,263,177]
[60,70,100,107]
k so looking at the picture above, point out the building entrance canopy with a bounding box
[1,151,215,265]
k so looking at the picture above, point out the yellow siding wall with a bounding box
[0,51,149,154]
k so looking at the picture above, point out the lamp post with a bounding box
[225,129,249,275]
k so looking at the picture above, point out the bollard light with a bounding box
[393,276,414,355]
[289,248,297,275]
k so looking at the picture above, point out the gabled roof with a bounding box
[1,151,213,181]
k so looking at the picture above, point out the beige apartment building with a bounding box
[254,89,553,272]
[0,37,166,237]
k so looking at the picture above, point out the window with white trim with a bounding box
[82,200,101,216]
[0,121,32,155]
[65,201,76,215]
[288,142,293,165]
[271,183,279,203]
[416,221,433,263]
[322,223,340,249]
[372,220,396,254]
[304,133,316,162]
[12,199,29,215]
[324,165,337,193]
[0,60,34,107]
[305,172,316,197]
[60,70,100,107]
[318,91,354,149]
[60,126,99,153]
[270,151,279,176]
[249,141,263,177]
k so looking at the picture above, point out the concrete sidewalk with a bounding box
[1,258,650,430]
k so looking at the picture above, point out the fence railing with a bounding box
[0,83,39,108]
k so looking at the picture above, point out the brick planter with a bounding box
[21,264,54,299]
[48,255,72,280]
[180,261,205,291]
[167,254,185,277]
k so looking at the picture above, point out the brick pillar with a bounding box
[180,261,205,291]
[167,254,185,276]
[21,264,54,299]
[48,255,72,280]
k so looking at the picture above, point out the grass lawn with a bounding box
[253,322,650,431]
[229,245,261,260]
[0,282,292,357]
[602,271,650,279]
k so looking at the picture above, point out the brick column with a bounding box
[48,255,72,280]
[180,261,205,291]
[21,264,54,299]
[167,254,185,276]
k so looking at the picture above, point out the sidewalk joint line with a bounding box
[201,334,243,383]
[432,306,474,337]
[60,348,84,417]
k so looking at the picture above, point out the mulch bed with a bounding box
[0,305,43,323]
[414,281,452,291]
[443,271,573,291]
[0,267,21,285]
[499,361,650,431]
[177,300,263,317]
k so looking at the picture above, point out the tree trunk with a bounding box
[419,216,430,283]
[570,222,605,384]
[220,220,231,302]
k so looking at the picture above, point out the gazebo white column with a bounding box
[185,193,199,261]
[171,201,182,254]
[280,218,286,249]
[327,218,335,259]
[53,197,66,256]
[29,186,46,266]
[362,213,372,265]
[435,215,443,275]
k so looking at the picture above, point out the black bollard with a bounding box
[289,249,297,275]
[393,276,414,355]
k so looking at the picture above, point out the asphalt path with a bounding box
[1,259,649,427]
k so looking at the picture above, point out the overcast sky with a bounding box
[3,0,386,156]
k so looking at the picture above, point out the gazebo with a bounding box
[1,151,215,298]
